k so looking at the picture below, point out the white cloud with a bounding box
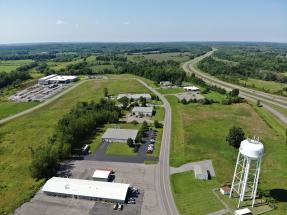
[56,19,68,25]
[123,21,130,25]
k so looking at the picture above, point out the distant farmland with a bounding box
[0,59,33,73]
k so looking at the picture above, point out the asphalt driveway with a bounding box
[84,130,158,163]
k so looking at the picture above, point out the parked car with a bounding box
[118,204,123,210]
[113,203,118,210]
[128,200,136,204]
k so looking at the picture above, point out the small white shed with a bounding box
[234,208,252,215]
[194,165,208,180]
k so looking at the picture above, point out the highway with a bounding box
[183,50,287,125]
[137,79,179,215]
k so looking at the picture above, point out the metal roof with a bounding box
[132,106,153,113]
[117,93,151,100]
[42,177,129,201]
[102,128,138,140]
[92,170,111,179]
[39,74,57,81]
[184,86,199,91]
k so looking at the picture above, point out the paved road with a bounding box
[0,80,87,125]
[183,50,287,125]
[136,79,179,215]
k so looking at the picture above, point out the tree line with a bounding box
[30,99,121,179]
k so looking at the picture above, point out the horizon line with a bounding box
[1,40,287,46]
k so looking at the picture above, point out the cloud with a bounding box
[56,19,68,25]
[123,21,130,25]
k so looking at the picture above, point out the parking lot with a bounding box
[85,129,158,163]
[14,160,160,215]
[176,91,205,101]
[9,83,72,102]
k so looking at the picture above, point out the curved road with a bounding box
[0,80,87,125]
[137,79,179,215]
[183,50,287,125]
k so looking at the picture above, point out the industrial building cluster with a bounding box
[9,74,78,102]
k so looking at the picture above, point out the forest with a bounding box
[198,44,287,83]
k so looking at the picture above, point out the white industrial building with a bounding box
[132,106,154,117]
[183,86,200,92]
[42,177,129,203]
[92,170,112,182]
[194,165,208,180]
[102,128,138,143]
[117,93,151,101]
[38,74,78,85]
[160,81,172,87]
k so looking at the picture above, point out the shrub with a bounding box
[29,145,59,179]
[226,126,245,148]
[127,138,134,147]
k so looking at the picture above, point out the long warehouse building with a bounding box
[42,177,130,203]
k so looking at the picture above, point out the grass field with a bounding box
[127,52,191,63]
[168,95,287,214]
[0,69,44,120]
[171,172,224,215]
[106,142,136,156]
[46,59,82,71]
[0,101,39,119]
[151,106,165,122]
[239,78,287,95]
[0,60,33,73]
[0,78,151,215]
[157,87,184,95]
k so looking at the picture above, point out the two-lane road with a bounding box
[137,79,179,215]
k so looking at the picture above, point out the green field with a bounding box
[106,142,137,156]
[0,60,33,73]
[239,78,287,95]
[0,101,39,119]
[127,52,191,63]
[151,106,165,122]
[0,69,44,120]
[168,95,287,214]
[0,78,151,215]
[157,87,184,95]
[171,172,224,215]
[46,59,82,71]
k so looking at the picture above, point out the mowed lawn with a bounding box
[171,172,224,215]
[168,96,287,214]
[0,60,33,73]
[106,143,136,156]
[0,78,150,215]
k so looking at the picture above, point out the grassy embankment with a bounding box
[238,78,287,96]
[168,95,287,214]
[0,78,152,215]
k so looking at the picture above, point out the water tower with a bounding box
[229,138,264,208]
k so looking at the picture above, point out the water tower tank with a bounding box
[239,139,264,159]
[230,138,264,208]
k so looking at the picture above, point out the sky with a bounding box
[0,0,286,44]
